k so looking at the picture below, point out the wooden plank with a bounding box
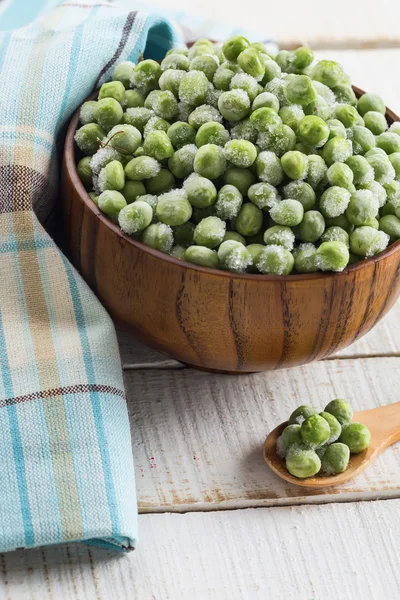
[123,357,400,512]
[1,499,400,599]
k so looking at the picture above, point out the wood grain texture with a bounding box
[125,357,400,512]
[1,500,400,600]
[62,94,400,373]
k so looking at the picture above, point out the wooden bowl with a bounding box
[61,87,400,373]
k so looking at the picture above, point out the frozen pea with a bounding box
[237,47,265,80]
[123,107,153,133]
[297,210,325,243]
[230,119,258,143]
[281,151,308,180]
[179,70,209,106]
[131,59,161,94]
[298,115,329,147]
[184,245,219,268]
[94,98,123,130]
[324,399,353,426]
[261,60,281,85]
[213,66,235,91]
[256,244,294,275]
[286,446,321,479]
[161,53,190,72]
[320,411,341,444]
[98,160,125,192]
[365,154,395,185]
[319,187,351,218]
[159,69,186,98]
[332,84,356,106]
[301,414,331,448]
[350,226,389,257]
[166,47,189,57]
[218,89,250,122]
[339,423,371,453]
[120,180,146,204]
[222,35,250,60]
[188,104,223,130]
[313,81,335,104]
[125,155,160,180]
[275,50,292,72]
[288,405,317,425]
[333,104,359,128]
[152,90,179,120]
[223,166,256,195]
[282,424,302,450]
[327,118,347,140]
[384,180,400,204]
[379,215,400,242]
[364,111,388,135]
[143,116,170,138]
[194,216,226,248]
[306,154,328,190]
[246,243,265,273]
[170,222,195,248]
[257,124,296,157]
[365,147,387,159]
[279,104,305,132]
[169,245,186,260]
[230,72,259,102]
[345,155,374,185]
[168,121,196,149]
[141,222,174,253]
[322,137,353,166]
[217,240,252,273]
[215,184,243,219]
[376,132,400,154]
[292,46,314,70]
[293,243,318,273]
[224,139,257,168]
[188,42,215,60]
[98,190,126,218]
[359,180,387,208]
[357,92,386,116]
[389,121,400,136]
[248,182,280,210]
[250,107,282,132]
[74,123,105,155]
[194,143,226,179]
[77,156,93,189]
[264,225,295,251]
[321,226,349,247]
[283,181,316,211]
[104,124,142,155]
[168,144,197,178]
[224,231,246,245]
[183,173,217,208]
[346,189,379,226]
[99,80,125,104]
[322,443,350,474]
[315,241,349,272]
[235,203,263,236]
[146,169,175,195]
[156,190,192,226]
[327,162,354,190]
[136,193,158,216]
[264,76,288,105]
[252,91,280,112]
[285,74,316,106]
[143,130,174,161]
[312,59,344,88]
[80,100,97,125]
[118,200,152,235]
[270,199,304,227]
[389,152,400,178]
[196,122,229,148]
[304,95,330,121]
[380,201,397,217]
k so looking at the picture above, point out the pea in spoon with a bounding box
[264,402,400,488]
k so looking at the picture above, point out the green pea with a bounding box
[264,225,295,250]
[230,118,258,143]
[104,124,142,154]
[388,152,400,178]
[346,190,379,226]
[77,156,93,189]
[143,130,174,161]
[169,245,186,260]
[120,180,146,204]
[384,180,400,204]
[282,424,302,450]
[270,199,304,227]
[94,97,123,131]
[301,414,331,448]
[222,35,250,60]
[161,53,190,72]
[145,169,175,195]
[184,173,217,208]
[195,122,230,148]
[285,446,321,479]
[223,166,256,195]
[194,143,226,179]
[141,222,174,253]
[389,122,400,136]
[230,72,259,102]
[264,77,288,104]
[350,226,389,257]
[327,118,347,140]
[131,59,161,94]
[256,244,294,275]
[339,423,371,453]
[188,105,223,130]
[365,154,395,185]
[261,60,281,85]
[98,190,126,218]
[213,66,235,91]
[333,104,359,128]
[316,241,349,271]
[159,69,186,98]
[99,80,125,104]
[168,144,197,178]
[312,59,344,88]
[321,226,349,247]
[189,43,216,60]
[275,50,292,72]
[156,190,192,226]
[80,100,98,125]
[98,160,125,192]
[298,115,329,147]
[322,443,350,474]
[322,137,353,167]
[349,125,376,155]
[252,91,280,112]
[364,111,388,135]
[246,243,265,273]
[297,210,325,243]
[283,181,316,212]
[359,180,387,208]
[184,245,219,269]
[179,70,209,106]
[304,95,330,120]
[224,139,257,168]
[143,116,170,138]
[292,46,314,70]
[235,203,263,236]
[217,240,253,273]
[327,163,354,190]
[257,124,296,157]
[376,132,400,154]
[74,123,105,155]
[332,84,356,106]
[165,47,188,57]
[215,184,243,219]
[285,74,316,106]
[320,186,351,218]
[172,221,195,247]
[294,244,318,273]
[379,215,400,242]
[250,107,281,132]
[167,121,196,149]
[345,155,374,185]
[237,47,265,80]
[125,155,160,180]
[288,405,317,425]
[152,90,179,120]
[118,200,153,235]
[306,154,328,189]
[223,231,246,245]
[248,182,280,210]
[218,89,251,122]
[123,107,154,133]
[279,104,305,132]
[313,81,335,104]
[193,216,226,248]
[380,201,397,217]
[357,92,386,116]
[324,399,353,427]
[281,150,308,180]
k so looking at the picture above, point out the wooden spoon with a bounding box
[264,402,400,487]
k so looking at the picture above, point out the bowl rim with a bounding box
[64,85,400,282]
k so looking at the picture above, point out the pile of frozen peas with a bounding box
[74,36,400,275]
[276,399,371,478]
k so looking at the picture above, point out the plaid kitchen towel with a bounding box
[0,0,183,553]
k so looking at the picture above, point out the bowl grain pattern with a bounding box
[61,86,400,373]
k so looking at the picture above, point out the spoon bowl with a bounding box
[264,402,400,488]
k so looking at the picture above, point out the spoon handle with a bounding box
[356,402,400,448]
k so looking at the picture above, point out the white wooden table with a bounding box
[2,49,400,600]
